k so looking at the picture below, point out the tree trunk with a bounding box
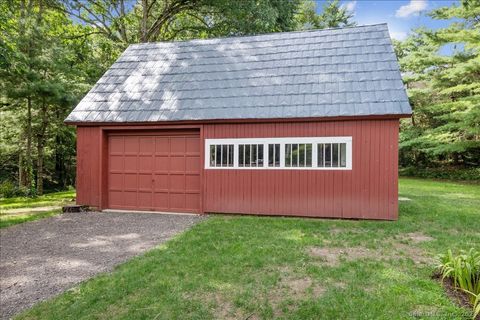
[25,97,33,190]
[36,101,48,195]
[140,0,148,42]
[36,140,44,195]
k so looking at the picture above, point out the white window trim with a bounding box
[205,137,352,170]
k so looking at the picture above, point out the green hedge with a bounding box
[399,167,480,181]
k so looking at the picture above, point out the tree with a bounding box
[53,0,302,45]
[396,0,480,169]
[294,0,356,30]
[0,0,94,195]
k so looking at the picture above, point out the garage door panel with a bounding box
[155,137,169,155]
[186,156,200,172]
[138,174,152,191]
[137,192,152,209]
[123,191,137,206]
[139,137,154,154]
[186,137,199,153]
[109,156,123,172]
[170,137,186,153]
[170,176,185,192]
[124,137,139,153]
[138,156,153,172]
[186,175,200,192]
[154,174,169,190]
[153,192,169,210]
[124,156,137,172]
[155,156,169,171]
[122,177,136,189]
[108,132,200,213]
[170,156,185,171]
[170,194,186,210]
[109,137,124,154]
[109,173,123,191]
[109,191,123,207]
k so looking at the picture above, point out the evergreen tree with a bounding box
[396,0,480,169]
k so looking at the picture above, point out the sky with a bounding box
[316,0,458,41]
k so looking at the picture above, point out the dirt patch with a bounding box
[308,241,433,266]
[402,232,434,243]
[308,246,376,266]
[328,228,363,235]
[211,293,240,320]
[392,242,434,265]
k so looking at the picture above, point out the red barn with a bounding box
[66,24,411,220]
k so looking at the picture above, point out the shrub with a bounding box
[0,180,31,198]
[437,248,480,319]
[400,167,480,181]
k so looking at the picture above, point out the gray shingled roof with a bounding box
[65,24,411,123]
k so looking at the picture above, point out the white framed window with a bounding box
[209,144,234,167]
[205,137,352,170]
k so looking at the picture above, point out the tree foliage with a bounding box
[396,0,480,169]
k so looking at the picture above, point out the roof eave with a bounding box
[65,113,412,127]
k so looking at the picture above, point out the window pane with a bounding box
[332,143,339,167]
[216,145,222,166]
[274,144,280,167]
[299,144,305,167]
[325,143,332,167]
[239,145,244,167]
[228,145,234,167]
[306,144,312,167]
[251,145,257,167]
[222,145,228,166]
[210,145,216,167]
[340,143,346,167]
[268,144,274,166]
[245,144,250,167]
[318,144,324,167]
[292,144,298,166]
[258,144,264,166]
[285,144,291,167]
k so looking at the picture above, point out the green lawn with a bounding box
[0,210,62,229]
[0,190,76,228]
[0,190,76,210]
[16,179,479,320]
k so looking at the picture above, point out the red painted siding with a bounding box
[76,126,102,208]
[203,119,399,220]
[75,119,399,220]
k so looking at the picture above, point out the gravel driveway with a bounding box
[0,211,203,319]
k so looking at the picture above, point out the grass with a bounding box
[0,190,75,228]
[0,190,76,210]
[0,210,62,229]
[16,178,480,320]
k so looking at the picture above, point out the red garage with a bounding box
[66,24,411,220]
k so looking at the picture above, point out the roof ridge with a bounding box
[128,23,388,48]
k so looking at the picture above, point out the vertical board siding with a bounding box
[76,126,102,207]
[203,119,399,220]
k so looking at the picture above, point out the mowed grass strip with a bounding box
[17,179,480,320]
[0,209,62,229]
[0,190,76,210]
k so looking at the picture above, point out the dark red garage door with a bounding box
[107,132,200,213]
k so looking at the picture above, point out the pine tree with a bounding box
[397,0,480,169]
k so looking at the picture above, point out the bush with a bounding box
[437,248,480,319]
[0,180,31,198]
[400,167,480,181]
